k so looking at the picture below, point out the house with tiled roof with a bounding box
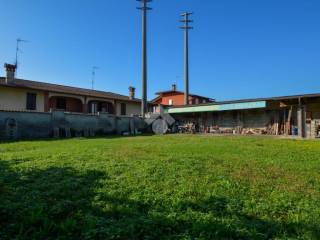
[151,84,215,107]
[0,64,141,116]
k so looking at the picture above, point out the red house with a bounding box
[151,84,214,108]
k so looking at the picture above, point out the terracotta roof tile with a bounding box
[0,77,141,102]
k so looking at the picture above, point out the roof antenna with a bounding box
[15,38,29,76]
[91,66,99,90]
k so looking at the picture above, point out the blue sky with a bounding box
[1,0,319,101]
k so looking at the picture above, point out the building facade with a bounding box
[151,84,214,107]
[0,64,141,116]
[166,94,320,139]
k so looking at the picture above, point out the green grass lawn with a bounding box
[0,135,320,240]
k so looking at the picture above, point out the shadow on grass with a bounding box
[0,160,318,240]
[0,133,155,144]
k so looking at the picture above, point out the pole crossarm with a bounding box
[136,0,153,11]
[179,27,194,29]
[137,7,152,10]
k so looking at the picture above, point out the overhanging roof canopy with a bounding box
[165,101,267,114]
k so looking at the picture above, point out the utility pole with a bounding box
[180,12,193,105]
[137,0,152,117]
[15,38,29,76]
[91,66,99,90]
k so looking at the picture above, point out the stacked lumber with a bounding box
[241,128,268,135]
[178,122,197,134]
[266,122,279,135]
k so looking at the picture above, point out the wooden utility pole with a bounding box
[180,12,193,105]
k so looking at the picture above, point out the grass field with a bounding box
[0,135,319,240]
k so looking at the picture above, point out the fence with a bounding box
[0,110,147,140]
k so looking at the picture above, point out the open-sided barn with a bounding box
[165,94,320,139]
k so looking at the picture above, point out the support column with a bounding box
[44,91,49,112]
[83,96,88,113]
[297,105,306,138]
[83,104,88,114]
[236,111,243,134]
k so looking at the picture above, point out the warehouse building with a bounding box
[165,94,320,139]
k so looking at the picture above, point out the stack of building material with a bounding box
[152,119,169,134]
[310,120,320,139]
[241,128,268,135]
[145,113,176,135]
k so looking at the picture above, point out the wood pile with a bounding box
[178,122,197,134]
[241,128,268,135]
[311,120,320,139]
[266,122,279,135]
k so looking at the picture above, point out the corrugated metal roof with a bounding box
[166,101,267,113]
[167,93,320,109]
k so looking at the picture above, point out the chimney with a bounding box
[4,63,16,84]
[129,86,135,100]
[172,84,177,91]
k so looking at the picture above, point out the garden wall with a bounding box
[0,110,147,140]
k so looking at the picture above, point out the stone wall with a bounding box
[0,110,147,140]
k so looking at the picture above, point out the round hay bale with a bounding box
[152,119,168,135]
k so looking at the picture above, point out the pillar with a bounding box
[82,104,88,114]
[297,105,306,138]
[44,91,49,112]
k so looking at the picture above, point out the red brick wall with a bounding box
[67,98,83,112]
[49,97,83,113]
[49,98,57,110]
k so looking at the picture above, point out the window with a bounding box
[120,103,126,116]
[26,93,37,110]
[56,98,66,110]
[168,99,173,106]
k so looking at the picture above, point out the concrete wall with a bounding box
[242,110,272,128]
[0,110,147,140]
[0,86,45,112]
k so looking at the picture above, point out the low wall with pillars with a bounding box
[0,110,148,140]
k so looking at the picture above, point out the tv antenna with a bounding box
[15,38,29,71]
[91,66,99,90]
